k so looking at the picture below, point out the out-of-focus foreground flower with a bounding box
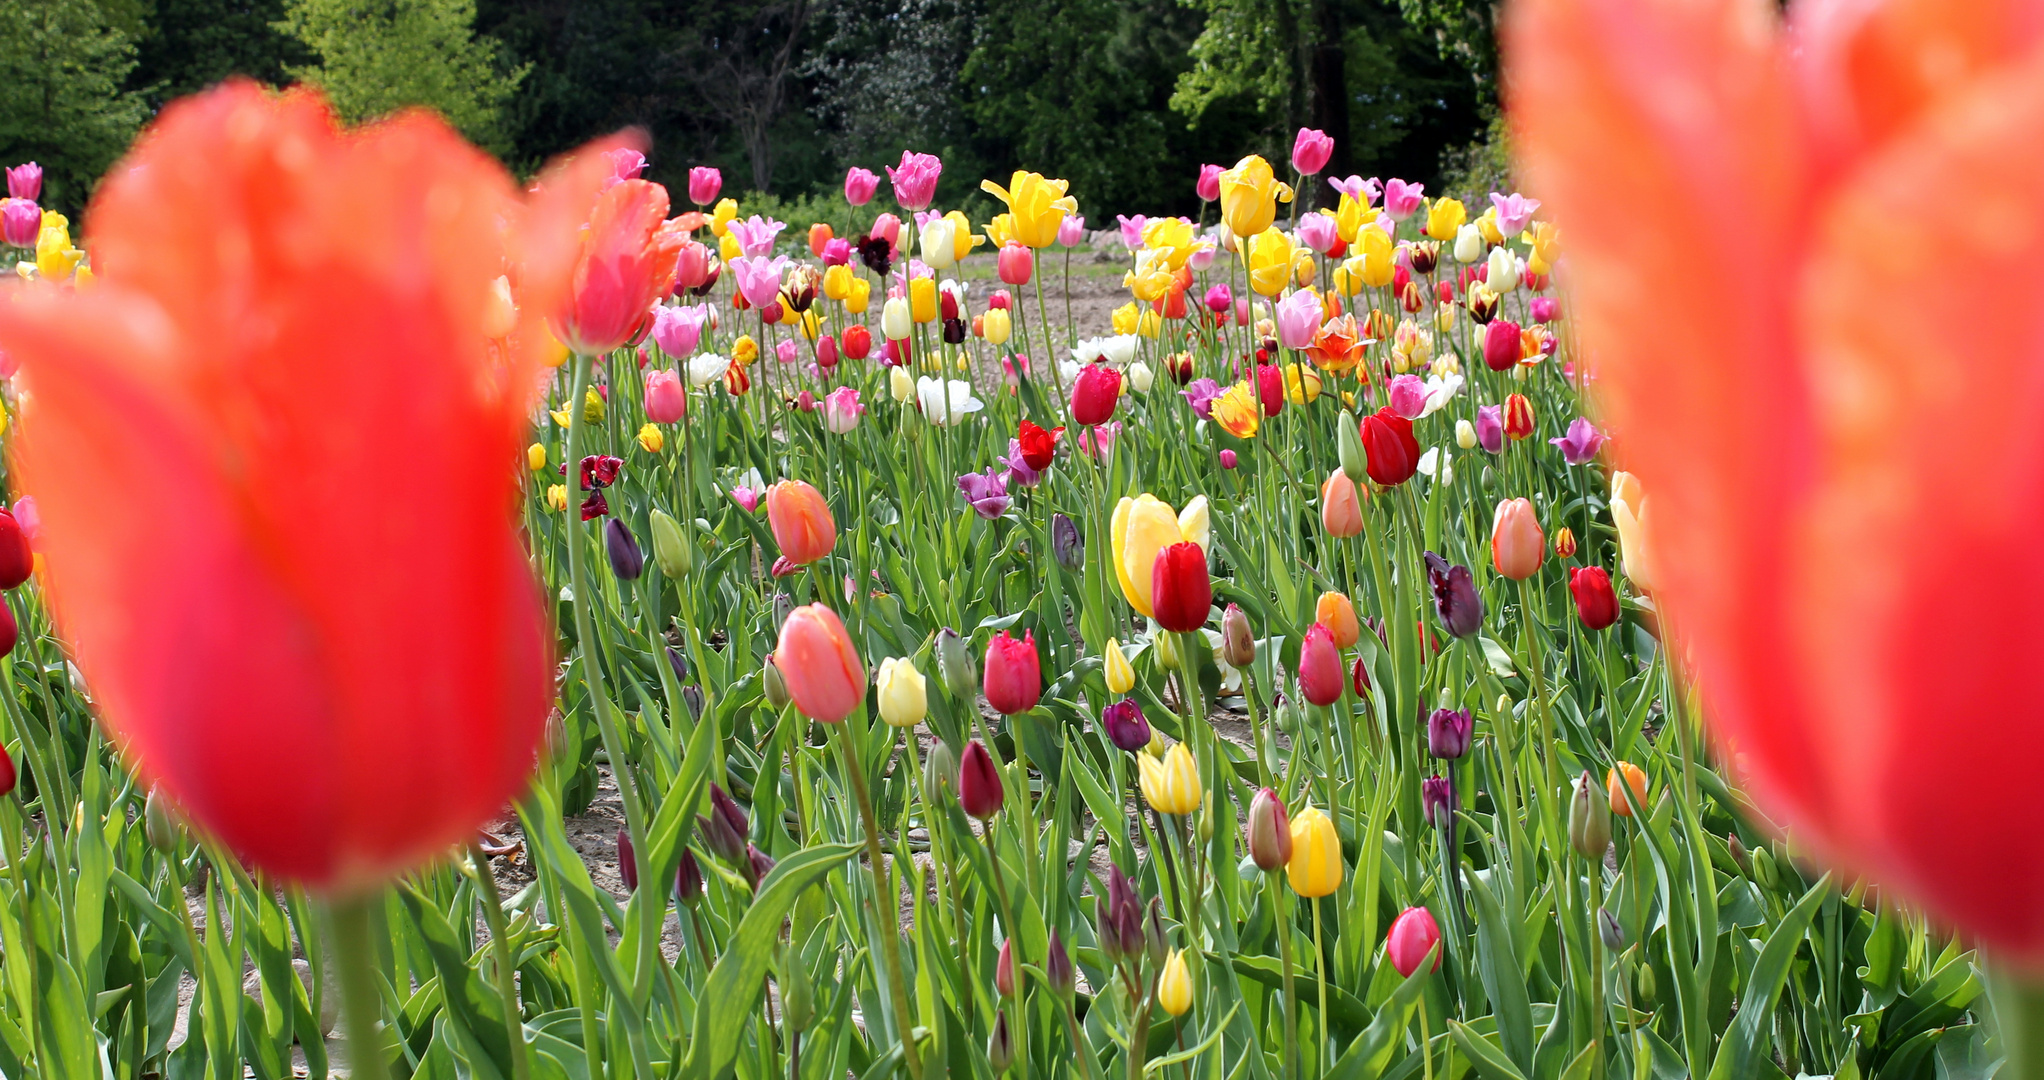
[0,82,608,889]
[1510,0,2044,959]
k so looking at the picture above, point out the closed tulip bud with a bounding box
[1753,845,1780,891]
[1350,656,1371,699]
[1490,498,1544,580]
[675,848,704,905]
[762,655,791,711]
[1386,907,1442,976]
[1424,551,1483,637]
[527,443,548,472]
[744,843,776,886]
[144,785,178,850]
[988,1011,1014,1074]
[1455,419,1478,450]
[875,657,927,728]
[1157,950,1194,1016]
[1553,526,1577,560]
[1103,638,1135,694]
[983,629,1042,714]
[1297,623,1343,706]
[704,784,750,864]
[959,739,1005,819]
[1046,931,1075,997]
[1051,512,1083,571]
[1221,604,1255,668]
[1608,761,1649,817]
[1071,363,1122,426]
[1138,742,1202,815]
[779,945,815,1032]
[1569,770,1611,861]
[604,518,644,580]
[937,627,976,700]
[650,508,692,577]
[1286,804,1342,897]
[1728,833,1751,874]
[1637,964,1657,1005]
[617,828,639,891]
[1599,910,1628,951]
[995,938,1017,998]
[1247,787,1292,871]
[1314,591,1360,649]
[923,739,959,797]
[1569,566,1619,630]
[1422,774,1456,827]
[1321,469,1363,538]
[1427,708,1472,759]
[1150,542,1212,634]
[1145,898,1169,966]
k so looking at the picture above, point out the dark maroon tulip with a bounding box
[1246,787,1291,871]
[1100,699,1152,752]
[1424,551,1483,638]
[605,518,643,580]
[617,828,639,892]
[1045,931,1074,996]
[1350,656,1372,699]
[1150,542,1212,633]
[704,784,750,864]
[1298,623,1343,706]
[745,843,777,885]
[675,848,704,905]
[958,739,1005,819]
[1427,708,1473,759]
[1569,566,1620,631]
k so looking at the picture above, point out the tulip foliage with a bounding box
[0,39,2015,1080]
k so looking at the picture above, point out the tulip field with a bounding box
[0,1,2036,1076]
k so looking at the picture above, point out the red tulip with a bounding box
[556,172,689,356]
[1150,542,1212,634]
[1569,566,1619,631]
[766,479,836,565]
[0,82,580,886]
[1510,0,2044,957]
[1502,393,1535,441]
[0,743,14,798]
[1298,622,1343,706]
[1387,906,1442,976]
[1017,419,1063,471]
[1360,409,1420,486]
[983,629,1042,715]
[958,739,1005,818]
[1256,364,1284,416]
[774,604,865,723]
[842,324,872,360]
[1071,363,1121,426]
[0,509,29,589]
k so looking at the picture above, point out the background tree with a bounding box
[279,0,526,154]
[129,0,310,108]
[0,0,149,214]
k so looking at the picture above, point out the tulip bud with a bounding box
[1221,604,1255,668]
[1350,656,1371,699]
[617,828,640,891]
[1455,419,1478,450]
[676,848,704,906]
[1598,910,1628,951]
[1728,833,1750,874]
[1426,708,1472,759]
[1569,770,1611,861]
[1096,895,1126,964]
[983,629,1043,714]
[1145,897,1168,967]
[923,739,959,797]
[143,785,178,850]
[1637,963,1657,1004]
[1753,845,1780,892]
[705,784,750,864]
[1045,931,1075,997]
[1421,774,1456,828]
[779,944,816,1031]
[937,627,976,701]
[1247,788,1292,871]
[1051,513,1083,571]
[605,518,644,580]
[1102,638,1135,694]
[745,843,777,886]
[762,656,791,711]
[648,508,693,577]
[1607,761,1649,817]
[876,657,928,728]
[959,739,1005,818]
[988,1010,1014,1074]
[995,937,1017,998]
[1569,566,1620,631]
[1297,623,1343,706]
[1100,699,1151,752]
[1157,949,1193,1016]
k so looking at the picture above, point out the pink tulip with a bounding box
[844,166,880,206]
[1204,283,1232,314]
[651,304,708,357]
[997,243,1033,286]
[643,369,686,423]
[775,339,800,365]
[5,162,39,202]
[885,151,942,211]
[603,148,648,189]
[1196,164,1223,202]
[815,334,840,369]
[1297,214,1339,255]
[1292,128,1335,175]
[1387,374,1428,420]
[688,166,722,207]
[1489,191,1541,235]
[1327,175,1379,205]
[870,212,902,251]
[1275,290,1322,350]
[730,254,790,308]
[1382,179,1425,221]
[1386,907,1442,976]
[730,485,761,513]
[1530,296,1560,324]
[822,238,852,266]
[1,200,37,248]
[822,386,864,433]
[1057,215,1086,247]
[729,215,786,258]
[673,241,713,293]
[1115,214,1148,249]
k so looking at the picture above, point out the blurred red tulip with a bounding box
[1150,542,1212,633]
[774,604,865,723]
[556,176,688,356]
[0,509,29,589]
[1510,0,2044,957]
[0,82,579,887]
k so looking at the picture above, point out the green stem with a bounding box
[836,722,926,1080]
[1311,896,1328,1067]
[1997,972,2044,1080]
[328,895,390,1080]
[1271,874,1299,1080]
[464,847,532,1080]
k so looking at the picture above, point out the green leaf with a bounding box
[1705,872,1831,1080]
[1326,945,1435,1080]
[1447,1020,1528,1080]
[397,885,511,1080]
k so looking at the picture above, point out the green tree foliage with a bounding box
[278,0,526,154]
[130,0,311,107]
[0,0,149,214]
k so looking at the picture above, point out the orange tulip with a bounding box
[1490,498,1545,580]
[1314,592,1359,650]
[1606,762,1648,819]
[0,82,591,887]
[775,604,865,723]
[1320,470,1363,538]
[767,479,836,565]
[1306,313,1365,375]
[1510,0,2044,957]
[555,174,689,356]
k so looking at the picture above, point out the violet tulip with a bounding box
[1476,404,1504,454]
[1427,708,1472,759]
[1549,417,1606,465]
[957,467,1013,519]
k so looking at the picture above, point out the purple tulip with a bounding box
[1182,378,1223,420]
[1549,417,1606,466]
[1424,551,1483,638]
[1476,404,1504,454]
[1427,708,1473,759]
[999,439,1043,488]
[1422,774,1457,828]
[957,467,1012,519]
[1100,699,1151,752]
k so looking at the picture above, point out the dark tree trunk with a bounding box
[1305,0,1349,208]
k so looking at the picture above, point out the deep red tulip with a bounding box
[1256,364,1284,416]
[958,739,1005,818]
[1150,542,1212,634]
[0,509,29,589]
[0,82,578,886]
[774,604,865,723]
[1360,408,1420,486]
[1298,622,1343,706]
[0,743,14,798]
[1569,566,1619,631]
[1071,363,1122,426]
[1350,655,1371,699]
[1386,906,1442,976]
[1017,419,1063,471]
[983,629,1042,715]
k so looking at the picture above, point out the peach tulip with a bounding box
[775,604,864,723]
[1490,498,1545,581]
[1320,470,1363,538]
[766,479,836,565]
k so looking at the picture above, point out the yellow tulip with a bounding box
[1211,382,1261,439]
[979,171,1078,248]
[1286,804,1343,898]
[1284,364,1322,405]
[1177,495,1210,550]
[982,307,1012,345]
[1103,639,1135,694]
[876,657,928,728]
[1357,228,1395,288]
[1157,950,1193,1016]
[1125,253,1173,301]
[1217,155,1293,237]
[545,484,569,512]
[1245,230,1295,298]
[1476,207,1505,246]
[35,213,82,281]
[1610,472,1656,593]
[527,443,548,471]
[1136,309,1161,338]
[1138,742,1202,815]
[1528,222,1561,276]
[845,277,871,315]
[1110,493,1190,618]
[1334,194,1376,243]
[823,264,854,301]
[909,278,938,323]
[733,335,759,366]
[984,212,1017,249]
[710,197,738,236]
[1112,301,1141,336]
[1293,251,1316,288]
[637,423,664,453]
[1140,217,1197,269]
[1426,198,1467,242]
[945,209,982,261]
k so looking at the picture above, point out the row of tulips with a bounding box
[0,40,2016,1080]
